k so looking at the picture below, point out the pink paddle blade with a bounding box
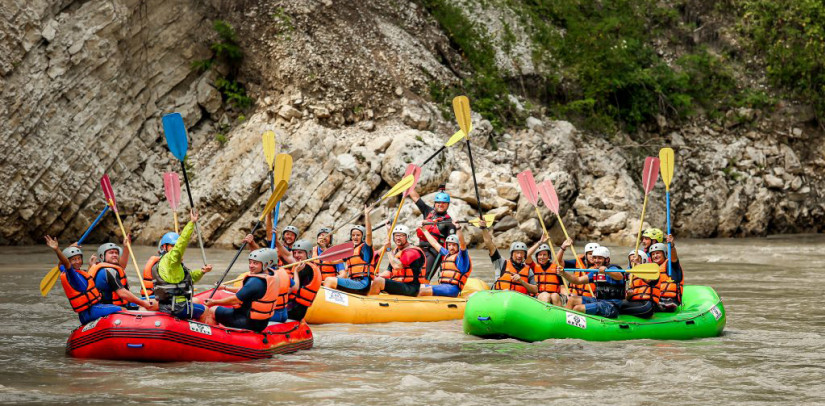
[100,175,118,212]
[538,180,560,214]
[318,241,356,261]
[163,172,181,210]
[403,164,422,198]
[642,157,660,194]
[517,170,539,206]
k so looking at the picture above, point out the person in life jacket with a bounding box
[44,236,139,324]
[525,234,569,306]
[556,239,599,297]
[324,205,375,295]
[648,235,684,311]
[417,220,472,297]
[407,185,457,282]
[313,227,344,282]
[561,246,625,318]
[90,239,156,311]
[203,248,285,332]
[479,220,538,295]
[618,250,657,319]
[641,228,664,253]
[150,210,213,321]
[369,224,427,297]
[278,239,322,321]
[277,225,300,265]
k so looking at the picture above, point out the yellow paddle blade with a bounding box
[659,147,674,191]
[629,263,661,281]
[259,180,288,221]
[262,131,276,169]
[381,174,414,200]
[452,96,472,137]
[445,129,469,147]
[468,213,497,228]
[274,153,293,184]
[40,266,60,296]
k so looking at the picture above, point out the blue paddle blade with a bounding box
[162,113,189,161]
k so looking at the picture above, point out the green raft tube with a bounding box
[464,285,725,342]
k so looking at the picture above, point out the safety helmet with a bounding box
[263,249,280,270]
[62,246,83,259]
[291,239,313,255]
[584,242,600,254]
[642,228,664,243]
[592,246,610,259]
[536,244,552,255]
[97,243,122,261]
[392,225,410,237]
[249,248,275,269]
[434,192,451,203]
[445,235,459,245]
[649,243,667,254]
[350,225,366,240]
[509,241,528,258]
[317,227,333,244]
[283,225,299,237]
[157,232,180,252]
[627,249,650,264]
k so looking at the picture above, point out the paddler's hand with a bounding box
[45,235,59,251]
[364,204,371,217]
[144,299,159,311]
[510,273,521,283]
[541,232,550,243]
[202,264,213,273]
[598,266,607,274]
[190,209,199,223]
[203,298,217,307]
[478,219,487,229]
[242,234,255,245]
[561,238,572,250]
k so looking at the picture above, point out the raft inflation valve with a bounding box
[155,321,161,327]
[114,319,122,326]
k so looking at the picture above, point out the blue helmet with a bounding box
[158,232,180,253]
[434,192,451,203]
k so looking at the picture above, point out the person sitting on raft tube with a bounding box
[369,225,428,297]
[323,205,374,295]
[480,220,538,295]
[149,210,213,321]
[561,246,625,318]
[641,228,664,254]
[557,239,599,297]
[647,235,683,311]
[313,227,345,282]
[202,248,287,332]
[407,185,456,281]
[278,240,322,321]
[219,248,290,323]
[417,220,472,297]
[525,234,569,306]
[619,250,657,319]
[88,240,157,311]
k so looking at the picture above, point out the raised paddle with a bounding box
[562,263,660,281]
[374,164,422,275]
[453,96,484,219]
[659,147,675,278]
[420,129,468,167]
[163,172,182,234]
[517,170,551,236]
[208,180,288,298]
[632,157,661,259]
[422,214,497,227]
[330,173,417,234]
[270,153,293,248]
[40,205,110,296]
[262,131,277,243]
[280,241,355,269]
[534,179,573,293]
[100,175,150,299]
[162,112,208,265]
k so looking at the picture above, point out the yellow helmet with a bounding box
[642,228,664,243]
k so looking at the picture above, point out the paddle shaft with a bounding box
[108,200,150,299]
[562,268,655,276]
[180,163,208,265]
[464,140,485,218]
[552,212,583,294]
[633,193,651,256]
[209,220,263,298]
[666,190,672,278]
[374,195,407,275]
[268,170,277,249]
[420,145,446,167]
[78,206,109,244]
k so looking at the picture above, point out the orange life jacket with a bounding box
[243,272,281,320]
[627,275,662,303]
[656,262,683,303]
[346,243,374,279]
[59,267,102,313]
[142,256,160,296]
[493,260,532,294]
[89,263,129,306]
[571,255,595,297]
[273,268,290,310]
[438,252,471,289]
[313,246,339,281]
[391,246,428,284]
[294,263,322,307]
[533,261,563,295]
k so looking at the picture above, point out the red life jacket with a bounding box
[142,256,160,296]
[59,267,102,313]
[390,246,428,284]
[493,260,531,295]
[89,263,129,306]
[533,261,563,295]
[438,252,471,290]
[313,246,339,281]
[346,243,374,279]
[243,272,280,320]
[415,211,452,244]
[294,263,322,307]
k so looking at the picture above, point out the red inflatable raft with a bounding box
[66,311,313,362]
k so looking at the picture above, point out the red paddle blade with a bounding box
[516,170,539,206]
[537,180,560,214]
[316,241,356,261]
[163,172,181,210]
[100,175,118,212]
[642,157,660,194]
[403,164,422,198]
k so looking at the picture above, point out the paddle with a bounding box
[659,147,675,278]
[536,179,584,292]
[330,173,417,234]
[422,214,497,227]
[262,131,277,244]
[270,153,293,248]
[163,172,182,234]
[452,96,484,218]
[373,164,422,275]
[280,241,355,269]
[632,157,661,258]
[420,130,468,167]
[562,263,660,280]
[208,180,288,298]
[40,205,110,296]
[100,175,150,299]
[517,170,551,236]
[162,112,208,265]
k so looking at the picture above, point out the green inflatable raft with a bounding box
[464,285,725,342]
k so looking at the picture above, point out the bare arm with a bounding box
[407,186,420,204]
[115,288,157,310]
[666,234,678,262]
[526,233,550,265]
[456,223,467,250]
[419,227,443,252]
[45,236,72,270]
[119,235,131,269]
[243,234,261,251]
[480,220,496,256]
[365,205,373,246]
[557,238,572,265]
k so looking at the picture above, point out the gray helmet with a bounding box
[249,248,275,269]
[317,227,333,244]
[62,246,83,259]
[445,235,460,245]
[509,241,528,258]
[649,243,667,254]
[291,239,313,255]
[536,244,552,255]
[283,225,299,238]
[97,243,122,262]
[350,225,366,240]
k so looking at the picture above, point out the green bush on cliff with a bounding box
[191,20,252,111]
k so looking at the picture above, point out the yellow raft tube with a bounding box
[304,278,489,324]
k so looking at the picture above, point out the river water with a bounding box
[1,236,823,405]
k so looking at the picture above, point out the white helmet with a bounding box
[392,225,410,237]
[592,246,610,259]
[649,243,667,254]
[584,242,600,254]
[627,249,649,265]
[445,235,459,245]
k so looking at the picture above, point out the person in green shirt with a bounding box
[152,210,213,320]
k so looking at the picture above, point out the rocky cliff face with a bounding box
[2,0,823,249]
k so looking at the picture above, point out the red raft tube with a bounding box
[66,310,313,362]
